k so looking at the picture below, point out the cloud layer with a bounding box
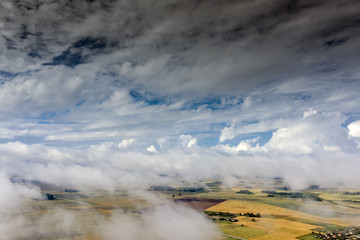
[0,0,359,189]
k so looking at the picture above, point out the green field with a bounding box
[296,233,317,240]
[178,182,360,240]
[218,222,267,239]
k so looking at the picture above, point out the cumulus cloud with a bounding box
[219,124,237,143]
[303,108,318,118]
[266,124,314,155]
[263,111,353,155]
[348,120,360,137]
[146,145,159,153]
[217,137,261,154]
[0,109,359,191]
[118,139,135,148]
[187,138,197,148]
[236,137,260,153]
[323,145,341,152]
[180,135,197,148]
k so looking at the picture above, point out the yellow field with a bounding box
[206,198,360,239]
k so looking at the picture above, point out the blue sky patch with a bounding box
[129,90,167,105]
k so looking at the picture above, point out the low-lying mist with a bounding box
[0,173,220,240]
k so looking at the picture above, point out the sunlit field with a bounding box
[15,179,360,240]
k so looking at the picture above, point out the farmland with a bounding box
[12,179,360,240]
[160,180,360,240]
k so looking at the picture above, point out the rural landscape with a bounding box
[11,177,360,240]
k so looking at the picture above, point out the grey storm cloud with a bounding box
[1,0,360,98]
[0,0,358,122]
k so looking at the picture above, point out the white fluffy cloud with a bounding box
[303,108,318,118]
[0,173,42,214]
[118,139,135,148]
[0,111,358,192]
[219,124,236,143]
[348,120,360,137]
[146,145,158,153]
[265,124,314,155]
[180,135,197,148]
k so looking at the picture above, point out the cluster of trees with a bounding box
[344,191,360,195]
[261,190,322,201]
[262,190,302,197]
[236,190,254,194]
[45,193,54,200]
[240,212,261,218]
[205,211,261,218]
[205,211,236,218]
[205,211,239,222]
[261,190,277,195]
[64,189,78,193]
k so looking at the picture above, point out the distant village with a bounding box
[312,226,360,240]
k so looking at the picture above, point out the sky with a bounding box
[1,0,360,189]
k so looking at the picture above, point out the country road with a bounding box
[222,234,247,240]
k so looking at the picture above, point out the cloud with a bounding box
[217,137,261,154]
[0,0,358,198]
[180,135,197,148]
[236,137,260,152]
[303,108,318,118]
[187,138,197,148]
[146,145,158,153]
[1,0,359,101]
[219,124,236,143]
[266,124,314,154]
[118,139,135,148]
[0,173,42,214]
[0,109,358,190]
[348,120,360,137]
[100,201,219,240]
[323,145,341,152]
[263,111,353,155]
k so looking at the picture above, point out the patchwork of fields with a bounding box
[191,186,360,240]
[17,180,360,240]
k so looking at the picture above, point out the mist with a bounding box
[0,175,220,240]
